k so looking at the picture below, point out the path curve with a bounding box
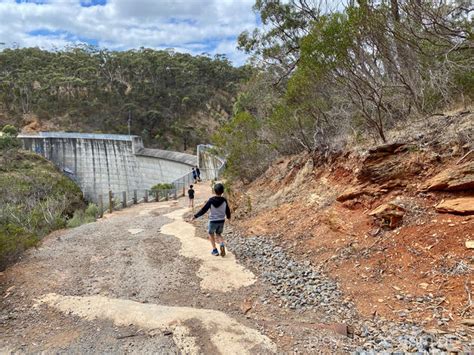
[161,208,256,292]
[1,184,277,354]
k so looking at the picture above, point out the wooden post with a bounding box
[155,190,159,202]
[144,190,148,203]
[174,189,177,200]
[108,190,113,213]
[122,191,127,208]
[166,189,169,201]
[98,194,104,218]
[133,190,137,204]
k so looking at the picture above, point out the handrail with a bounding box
[94,144,226,215]
[96,188,179,217]
[170,170,195,197]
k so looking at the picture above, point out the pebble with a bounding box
[227,232,473,353]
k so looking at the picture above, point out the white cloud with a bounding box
[0,0,256,65]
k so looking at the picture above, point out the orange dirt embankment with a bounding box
[232,141,473,329]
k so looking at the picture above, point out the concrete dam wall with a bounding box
[197,144,226,180]
[18,132,199,203]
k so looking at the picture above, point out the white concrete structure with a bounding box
[197,144,226,180]
[137,148,197,189]
[18,132,199,203]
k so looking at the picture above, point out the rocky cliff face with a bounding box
[230,111,473,332]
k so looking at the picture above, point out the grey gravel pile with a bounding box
[226,231,473,353]
[228,234,356,321]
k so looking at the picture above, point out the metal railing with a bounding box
[171,171,196,198]
[170,167,225,197]
[96,188,178,217]
[94,145,226,217]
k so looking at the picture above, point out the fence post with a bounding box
[122,191,127,208]
[108,190,113,213]
[174,189,177,200]
[155,190,159,202]
[144,190,148,203]
[133,190,137,204]
[98,194,104,218]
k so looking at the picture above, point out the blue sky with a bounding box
[0,0,258,65]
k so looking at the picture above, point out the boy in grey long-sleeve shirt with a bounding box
[193,183,231,257]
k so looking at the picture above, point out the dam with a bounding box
[18,132,223,203]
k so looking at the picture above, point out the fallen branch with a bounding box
[460,279,472,317]
[456,149,473,165]
[116,333,141,340]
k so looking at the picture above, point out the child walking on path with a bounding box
[188,185,195,209]
[192,183,231,257]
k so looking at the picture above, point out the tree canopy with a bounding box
[0,46,251,150]
[217,0,473,180]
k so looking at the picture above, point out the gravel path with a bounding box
[0,185,330,354]
[1,183,471,354]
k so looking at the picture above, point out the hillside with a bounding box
[228,110,473,337]
[0,144,84,270]
[0,48,250,152]
[0,113,472,352]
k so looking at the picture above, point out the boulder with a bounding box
[423,162,474,191]
[367,142,406,154]
[336,185,374,202]
[435,197,474,215]
[357,143,421,184]
[369,202,406,228]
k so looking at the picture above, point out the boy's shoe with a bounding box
[211,248,219,256]
[220,243,226,257]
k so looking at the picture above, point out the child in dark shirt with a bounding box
[193,183,230,257]
[188,185,195,209]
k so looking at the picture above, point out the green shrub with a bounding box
[0,224,39,270]
[2,125,18,136]
[85,203,99,219]
[0,134,21,150]
[213,111,273,182]
[151,183,174,191]
[67,203,98,228]
[67,210,85,228]
[0,149,85,270]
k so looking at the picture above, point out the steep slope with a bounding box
[0,147,84,270]
[230,111,473,329]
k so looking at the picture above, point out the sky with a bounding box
[0,0,258,65]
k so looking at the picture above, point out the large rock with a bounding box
[369,202,406,228]
[435,197,474,215]
[357,143,421,184]
[424,162,474,191]
[336,185,374,202]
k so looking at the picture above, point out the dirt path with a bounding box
[1,183,351,354]
[161,207,255,292]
